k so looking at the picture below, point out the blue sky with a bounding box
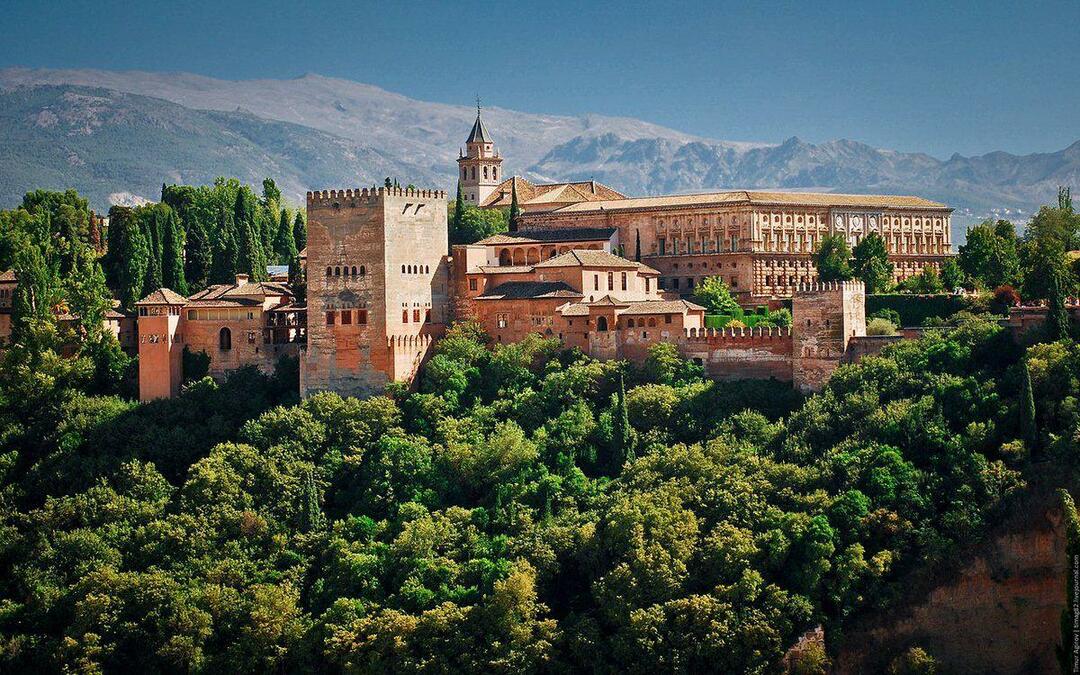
[2,0,1078,159]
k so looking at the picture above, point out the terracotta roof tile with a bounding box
[533,249,639,269]
[136,288,188,305]
[476,227,617,245]
[0,270,16,282]
[480,176,627,209]
[478,281,583,300]
[550,190,949,214]
[619,299,706,315]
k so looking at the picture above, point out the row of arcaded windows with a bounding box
[401,264,430,275]
[401,309,431,324]
[326,265,365,277]
[325,309,368,326]
[461,166,498,181]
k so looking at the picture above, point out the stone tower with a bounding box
[301,186,449,399]
[457,103,502,206]
[135,288,187,400]
[791,280,866,393]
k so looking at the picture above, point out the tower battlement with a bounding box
[307,186,448,207]
[794,280,866,295]
[681,325,793,341]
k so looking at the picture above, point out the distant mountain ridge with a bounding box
[1,67,1077,231]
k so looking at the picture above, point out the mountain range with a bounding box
[1,67,1077,237]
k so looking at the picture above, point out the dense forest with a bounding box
[0,182,1078,672]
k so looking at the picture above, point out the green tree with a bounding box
[287,252,306,305]
[184,214,213,292]
[815,233,853,281]
[692,276,741,314]
[1058,489,1080,674]
[273,208,298,264]
[1020,359,1037,448]
[958,220,1020,290]
[9,242,55,345]
[238,219,266,281]
[116,215,149,308]
[1047,262,1071,341]
[450,204,508,245]
[292,211,307,253]
[161,206,188,295]
[509,179,521,232]
[608,370,635,473]
[941,258,965,290]
[852,232,893,292]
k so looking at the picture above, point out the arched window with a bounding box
[402,310,409,323]
[462,167,467,180]
[471,167,476,180]
[219,327,232,351]
[401,265,406,273]
[334,267,340,276]
[360,265,366,276]
[425,265,430,274]
[648,317,657,327]
[597,316,608,332]
[326,267,332,277]
[351,266,357,276]
[483,166,488,179]
[492,168,497,180]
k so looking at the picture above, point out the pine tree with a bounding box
[184,215,213,292]
[509,179,521,232]
[1021,359,1037,449]
[273,208,298,264]
[293,211,307,253]
[161,208,188,295]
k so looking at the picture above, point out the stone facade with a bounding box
[301,186,448,399]
[457,109,502,206]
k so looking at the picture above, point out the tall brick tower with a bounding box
[457,102,502,206]
[791,280,866,392]
[301,186,449,398]
[135,288,187,400]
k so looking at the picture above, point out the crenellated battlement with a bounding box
[387,332,436,348]
[794,280,866,295]
[307,186,448,207]
[680,325,793,342]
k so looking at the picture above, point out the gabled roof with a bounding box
[619,299,706,315]
[478,281,583,301]
[480,176,627,210]
[466,113,490,144]
[476,227,617,246]
[186,280,293,307]
[533,249,639,269]
[136,288,188,305]
[587,295,630,307]
[0,270,16,282]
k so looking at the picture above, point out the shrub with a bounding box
[866,318,898,336]
[887,646,938,674]
[869,308,902,327]
[992,284,1021,312]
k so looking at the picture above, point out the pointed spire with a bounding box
[466,96,490,144]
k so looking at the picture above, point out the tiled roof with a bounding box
[533,249,639,269]
[466,112,490,144]
[187,281,292,305]
[588,295,630,307]
[0,270,16,282]
[136,288,188,305]
[476,227,617,245]
[557,302,590,317]
[478,281,583,300]
[550,190,949,214]
[480,176,627,209]
[620,299,706,315]
[477,265,535,273]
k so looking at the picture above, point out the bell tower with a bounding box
[457,99,502,206]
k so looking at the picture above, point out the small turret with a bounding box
[456,98,503,206]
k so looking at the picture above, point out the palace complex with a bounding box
[1,107,960,401]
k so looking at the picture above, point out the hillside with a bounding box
[1,68,1078,225]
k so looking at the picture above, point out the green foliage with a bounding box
[959,219,1020,290]
[815,233,853,281]
[182,346,211,383]
[448,202,508,245]
[866,293,972,327]
[940,258,965,290]
[866,317,898,336]
[1059,489,1080,674]
[509,178,521,232]
[888,646,938,674]
[692,275,741,315]
[897,265,945,294]
[852,232,894,293]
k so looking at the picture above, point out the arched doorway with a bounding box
[597,316,608,332]
[219,327,232,351]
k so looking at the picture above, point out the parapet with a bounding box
[387,333,436,348]
[307,186,448,208]
[680,325,793,341]
[794,280,866,295]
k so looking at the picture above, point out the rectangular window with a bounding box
[594,274,599,291]
[357,310,367,325]
[687,278,695,289]
[469,278,478,291]
[402,310,409,323]
[658,237,666,255]
[672,278,680,289]
[645,278,651,293]
[413,309,421,323]
[665,314,672,324]
[341,310,352,325]
[730,277,738,288]
[188,310,197,320]
[425,309,431,323]
[497,313,508,329]
[607,272,613,291]
[621,272,627,291]
[326,311,335,325]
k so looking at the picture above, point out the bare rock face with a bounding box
[834,492,1066,674]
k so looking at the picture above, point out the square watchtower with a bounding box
[301,186,449,398]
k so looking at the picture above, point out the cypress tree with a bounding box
[1048,263,1071,341]
[140,209,163,297]
[300,469,326,533]
[1021,359,1037,449]
[184,215,213,292]
[161,208,188,295]
[117,217,148,309]
[509,179,521,232]
[1057,489,1080,674]
[288,252,306,305]
[210,202,238,285]
[609,370,635,473]
[237,219,265,281]
[274,208,298,264]
[452,182,465,243]
[103,205,133,288]
[293,211,307,253]
[635,229,641,262]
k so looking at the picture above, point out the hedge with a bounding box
[866,294,972,327]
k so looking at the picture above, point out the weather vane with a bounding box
[476,95,481,116]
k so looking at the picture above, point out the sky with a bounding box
[2,0,1078,159]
